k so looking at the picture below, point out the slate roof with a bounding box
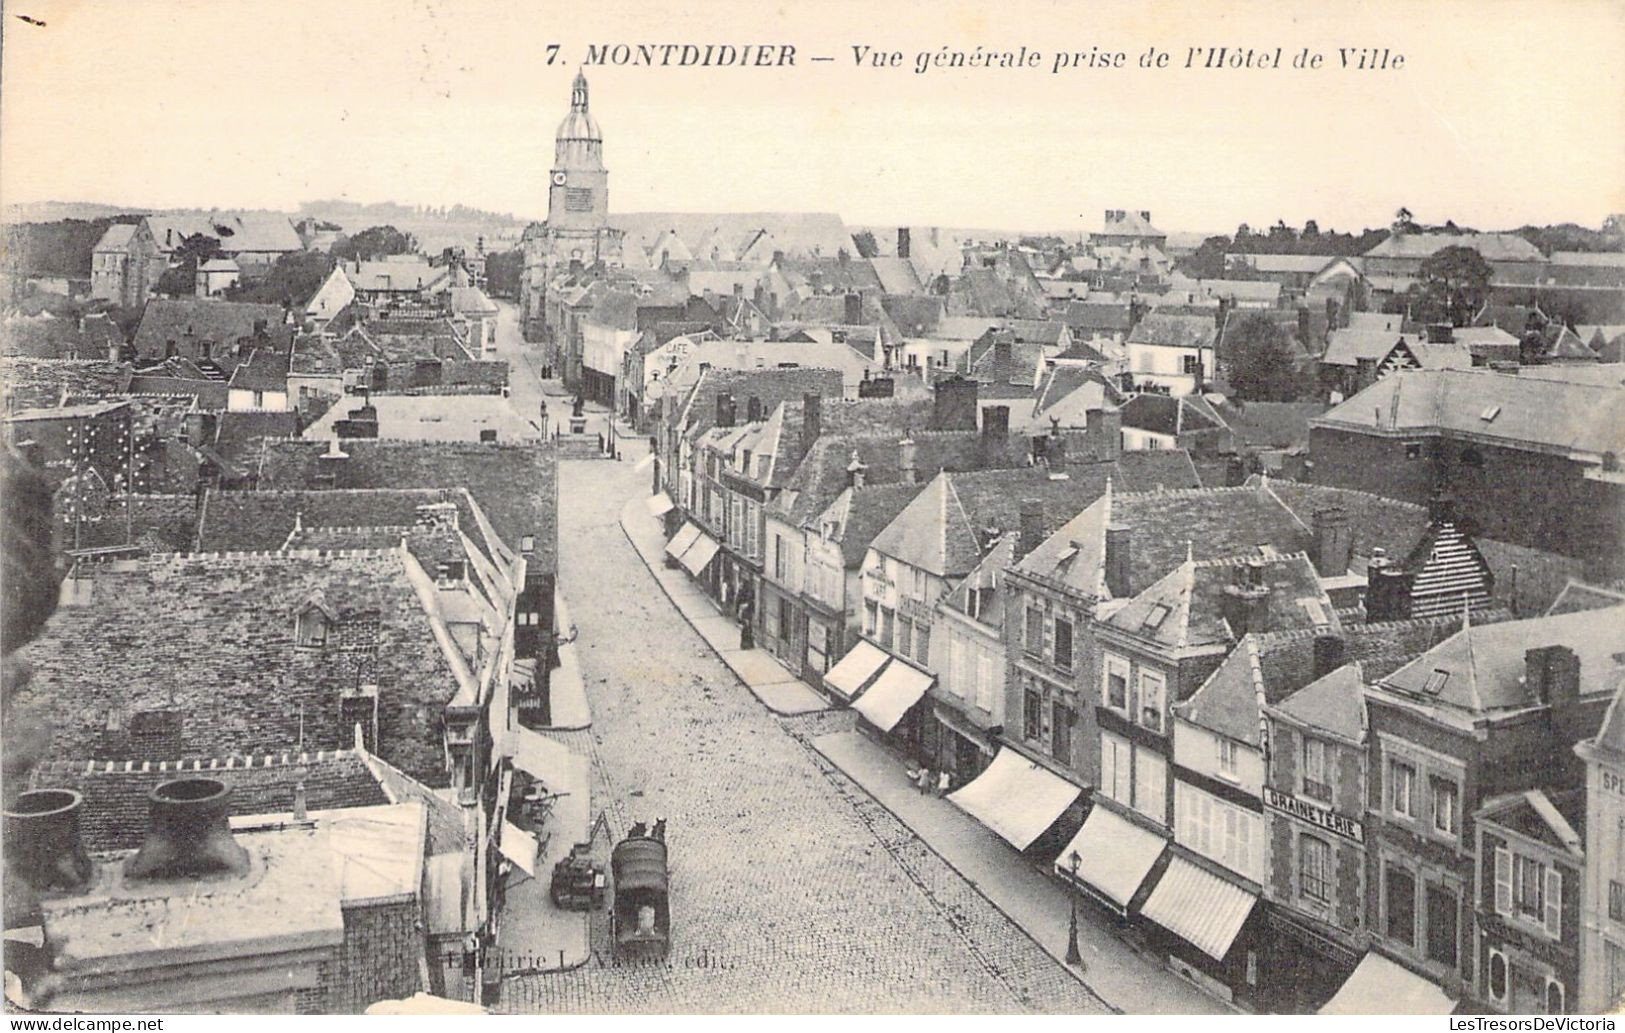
[197,486,499,561]
[612,212,854,263]
[1117,449,1202,491]
[92,223,138,252]
[675,366,844,443]
[133,299,289,360]
[1032,366,1121,427]
[1213,401,1325,450]
[214,409,299,466]
[1380,605,1625,715]
[815,482,929,566]
[1129,311,1217,350]
[1546,579,1625,616]
[1312,368,1625,457]
[2,313,123,361]
[1060,301,1133,332]
[869,257,924,295]
[227,348,290,392]
[1108,551,1334,655]
[253,439,559,573]
[881,295,947,337]
[14,550,472,784]
[1120,393,1225,437]
[1591,679,1625,761]
[1253,479,1432,564]
[25,751,392,852]
[1321,328,1419,367]
[776,256,883,293]
[1364,231,1543,263]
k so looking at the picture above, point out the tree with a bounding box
[154,233,221,296]
[1174,235,1231,279]
[851,230,879,259]
[225,250,334,308]
[1406,244,1493,326]
[483,249,523,300]
[1301,219,1320,242]
[332,225,417,262]
[1222,313,1305,401]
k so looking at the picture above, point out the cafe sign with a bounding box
[1264,786,1365,844]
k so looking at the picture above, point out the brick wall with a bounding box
[329,899,425,1014]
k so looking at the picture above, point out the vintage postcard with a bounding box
[1,0,1622,1019]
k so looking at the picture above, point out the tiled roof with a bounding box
[52,492,198,556]
[1252,479,1431,564]
[1117,449,1201,490]
[776,256,883,293]
[1312,368,1625,457]
[1033,367,1120,427]
[1129,311,1217,349]
[775,428,1028,524]
[880,295,946,337]
[611,212,855,262]
[1120,393,1224,436]
[25,751,392,852]
[675,366,843,442]
[123,374,230,410]
[133,299,289,360]
[1016,485,1312,600]
[869,257,924,295]
[214,409,299,466]
[0,358,132,409]
[253,439,558,573]
[1321,328,1418,367]
[816,482,928,566]
[92,223,138,251]
[1378,606,1625,714]
[871,463,1122,578]
[1213,401,1325,450]
[15,550,471,785]
[1546,579,1625,616]
[2,313,124,362]
[197,486,498,561]
[227,348,290,392]
[1060,301,1132,332]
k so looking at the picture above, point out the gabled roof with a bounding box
[133,299,288,358]
[227,348,290,392]
[1119,393,1225,437]
[1546,579,1625,616]
[92,223,138,252]
[1478,788,1586,855]
[1111,551,1333,655]
[1364,231,1543,262]
[675,365,844,442]
[1321,328,1419,367]
[197,486,502,565]
[1060,301,1133,332]
[1251,479,1432,564]
[1033,366,1121,426]
[869,257,924,295]
[813,482,928,566]
[0,357,132,409]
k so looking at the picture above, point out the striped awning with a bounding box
[1139,854,1257,960]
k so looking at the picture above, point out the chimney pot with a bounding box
[4,789,93,893]
[124,777,250,880]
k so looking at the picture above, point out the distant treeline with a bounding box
[3,216,140,280]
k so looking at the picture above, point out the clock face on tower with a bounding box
[551,172,567,186]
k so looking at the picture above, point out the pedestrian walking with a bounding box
[916,766,932,795]
[937,769,951,797]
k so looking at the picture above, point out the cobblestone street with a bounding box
[496,445,1111,1013]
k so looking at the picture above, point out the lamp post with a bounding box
[1065,849,1084,968]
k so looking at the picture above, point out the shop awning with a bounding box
[1054,805,1165,911]
[1139,854,1257,960]
[499,820,538,877]
[948,747,1084,850]
[678,532,721,575]
[1320,953,1457,1016]
[646,492,675,516]
[824,639,892,700]
[665,521,702,559]
[851,660,934,732]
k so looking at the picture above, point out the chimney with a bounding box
[292,780,308,822]
[317,438,350,488]
[930,375,979,432]
[1086,405,1122,461]
[4,789,93,893]
[981,405,1011,450]
[1313,634,1347,679]
[897,228,911,260]
[1426,323,1454,345]
[844,292,863,326]
[1046,419,1068,469]
[899,436,918,485]
[1221,559,1273,637]
[1104,524,1132,598]
[746,395,763,423]
[124,777,251,880]
[847,450,867,489]
[716,391,736,429]
[1427,490,1455,526]
[1526,644,1581,709]
[992,331,1016,384]
[1363,549,1414,622]
[1311,506,1353,577]
[1018,499,1045,560]
[800,393,823,456]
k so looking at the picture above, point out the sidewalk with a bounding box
[544,591,591,730]
[497,729,594,973]
[812,729,1231,1015]
[619,497,829,716]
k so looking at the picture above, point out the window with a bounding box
[1487,949,1509,1003]
[1385,865,1416,946]
[1052,703,1074,763]
[897,617,914,660]
[1100,732,1131,805]
[1053,618,1073,671]
[1025,606,1044,657]
[1404,441,1423,460]
[975,653,996,712]
[1430,777,1459,837]
[1499,851,1563,938]
[1181,354,1203,375]
[777,597,792,641]
[1425,883,1459,967]
[1546,978,1565,1015]
[774,536,789,580]
[1133,747,1167,824]
[1217,737,1239,779]
[877,606,894,649]
[1302,737,1332,802]
[295,608,329,649]
[1610,879,1624,922]
[1389,758,1417,818]
[864,600,878,636]
[1024,690,1043,741]
[947,636,965,699]
[1515,854,1545,919]
[1139,670,1166,732]
[1300,835,1332,903]
[1102,654,1129,711]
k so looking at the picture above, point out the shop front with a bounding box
[1137,850,1264,1007]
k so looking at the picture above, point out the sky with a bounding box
[2,0,1622,236]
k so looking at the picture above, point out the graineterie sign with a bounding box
[1264,787,1365,844]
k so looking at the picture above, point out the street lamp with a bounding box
[1065,849,1085,968]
